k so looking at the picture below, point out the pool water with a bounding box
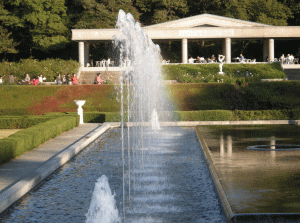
[0,127,226,223]
[198,124,300,222]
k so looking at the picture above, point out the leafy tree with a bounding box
[0,0,69,56]
[135,0,188,25]
[74,0,140,29]
[278,0,300,25]
[0,26,18,56]
[246,0,292,25]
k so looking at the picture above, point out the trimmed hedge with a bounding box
[232,110,290,120]
[0,115,79,164]
[80,109,300,123]
[171,110,233,121]
[0,116,52,129]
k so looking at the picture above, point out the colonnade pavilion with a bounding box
[72,13,300,71]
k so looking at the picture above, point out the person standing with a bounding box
[0,76,3,84]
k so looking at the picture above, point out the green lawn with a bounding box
[0,129,21,139]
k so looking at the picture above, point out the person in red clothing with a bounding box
[31,77,39,86]
[96,73,104,84]
[72,74,78,85]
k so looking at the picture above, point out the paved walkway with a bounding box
[0,123,119,215]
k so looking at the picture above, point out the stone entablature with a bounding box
[72,26,300,41]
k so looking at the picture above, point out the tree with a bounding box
[0,26,18,56]
[135,0,188,25]
[0,0,69,56]
[246,0,292,26]
[74,0,140,29]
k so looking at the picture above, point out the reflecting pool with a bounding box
[0,127,226,223]
[198,124,300,222]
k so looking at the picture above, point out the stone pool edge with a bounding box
[195,127,234,222]
[0,122,121,215]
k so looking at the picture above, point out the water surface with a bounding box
[0,127,225,223]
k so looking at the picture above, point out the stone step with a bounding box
[284,69,300,80]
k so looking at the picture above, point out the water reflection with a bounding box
[200,124,300,221]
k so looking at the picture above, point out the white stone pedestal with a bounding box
[74,100,86,124]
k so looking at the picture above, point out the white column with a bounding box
[263,39,269,62]
[225,38,231,63]
[182,39,188,64]
[78,42,84,68]
[84,42,90,67]
[268,38,275,62]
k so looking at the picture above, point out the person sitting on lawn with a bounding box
[31,77,39,86]
[72,74,78,85]
[96,73,104,84]
[0,75,4,84]
[25,74,30,84]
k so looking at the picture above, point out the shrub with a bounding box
[0,115,79,164]
[0,116,52,129]
[233,110,290,120]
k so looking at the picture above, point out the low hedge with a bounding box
[0,116,53,129]
[0,115,79,164]
[232,110,291,120]
[79,109,300,123]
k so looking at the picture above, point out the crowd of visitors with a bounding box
[279,54,297,64]
[0,73,80,85]
[56,73,78,85]
[189,55,218,63]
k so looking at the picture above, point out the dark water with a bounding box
[198,124,300,222]
[0,127,226,223]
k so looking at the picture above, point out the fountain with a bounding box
[86,9,173,222]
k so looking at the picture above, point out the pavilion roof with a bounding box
[145,13,271,29]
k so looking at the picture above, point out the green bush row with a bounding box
[0,116,52,129]
[0,58,80,83]
[80,109,300,123]
[0,115,79,164]
[162,63,286,84]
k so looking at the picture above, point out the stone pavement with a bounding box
[0,122,120,215]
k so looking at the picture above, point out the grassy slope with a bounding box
[2,81,300,115]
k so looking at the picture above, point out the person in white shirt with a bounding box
[188,57,195,63]
[39,74,43,83]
